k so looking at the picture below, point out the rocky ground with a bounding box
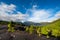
[0,29,60,40]
[0,25,60,40]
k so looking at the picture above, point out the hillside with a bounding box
[41,19,60,36]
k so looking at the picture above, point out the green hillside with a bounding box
[41,19,60,37]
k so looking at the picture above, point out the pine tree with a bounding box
[29,25,34,34]
[37,27,41,36]
[8,21,15,32]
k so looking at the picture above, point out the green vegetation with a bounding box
[25,19,60,37]
[8,21,15,32]
[37,27,41,36]
[29,25,34,34]
[25,27,29,33]
[41,19,60,37]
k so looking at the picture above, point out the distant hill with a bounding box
[0,19,60,27]
[23,21,50,26]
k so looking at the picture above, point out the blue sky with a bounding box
[0,0,60,23]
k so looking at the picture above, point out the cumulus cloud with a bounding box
[42,12,60,22]
[0,2,28,22]
[27,9,52,22]
[27,5,60,23]
[55,11,60,18]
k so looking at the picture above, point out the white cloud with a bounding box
[0,2,28,22]
[27,9,52,22]
[55,11,60,18]
[26,5,60,23]
[0,2,60,23]
[45,11,60,22]
[32,5,37,9]
[0,2,16,13]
